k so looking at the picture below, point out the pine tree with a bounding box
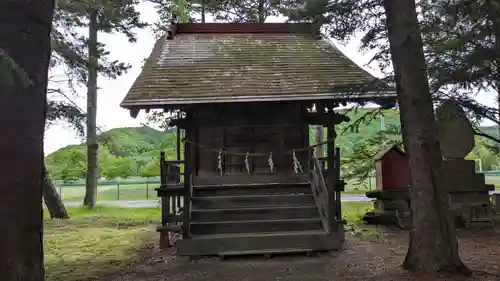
[382,0,468,274]
[54,0,147,208]
[286,0,483,275]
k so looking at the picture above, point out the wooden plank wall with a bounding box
[189,103,310,178]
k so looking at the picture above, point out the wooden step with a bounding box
[190,218,323,235]
[219,248,314,260]
[191,205,319,222]
[193,182,311,197]
[191,194,315,209]
[176,230,341,256]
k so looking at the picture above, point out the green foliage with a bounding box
[102,157,138,179]
[46,145,87,180]
[45,126,175,180]
[288,0,500,132]
[139,159,161,178]
[200,0,289,23]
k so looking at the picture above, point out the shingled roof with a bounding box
[121,23,396,109]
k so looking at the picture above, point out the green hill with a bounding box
[45,126,177,180]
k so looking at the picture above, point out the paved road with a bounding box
[64,194,370,208]
[64,190,500,208]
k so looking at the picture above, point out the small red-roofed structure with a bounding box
[374,143,409,190]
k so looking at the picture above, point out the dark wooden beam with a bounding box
[169,112,350,128]
[129,108,140,118]
[326,102,336,234]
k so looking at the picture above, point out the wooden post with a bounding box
[176,117,182,210]
[159,151,170,249]
[182,122,191,239]
[335,147,342,222]
[176,127,181,161]
[326,105,336,235]
[278,115,285,173]
[315,125,324,158]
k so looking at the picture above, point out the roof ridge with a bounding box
[175,23,319,35]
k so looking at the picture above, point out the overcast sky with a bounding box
[43,2,498,155]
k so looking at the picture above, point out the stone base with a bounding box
[363,186,494,229]
[443,159,487,191]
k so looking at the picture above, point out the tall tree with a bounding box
[420,0,500,144]
[56,0,147,208]
[285,0,477,275]
[0,0,54,280]
[382,0,468,274]
[84,6,99,208]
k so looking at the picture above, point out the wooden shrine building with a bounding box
[120,22,396,258]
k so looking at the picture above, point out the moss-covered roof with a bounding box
[121,23,395,108]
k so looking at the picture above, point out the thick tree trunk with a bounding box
[0,1,54,280]
[382,0,469,276]
[83,8,99,208]
[43,166,69,219]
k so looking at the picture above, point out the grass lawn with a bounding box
[44,206,160,281]
[45,202,371,280]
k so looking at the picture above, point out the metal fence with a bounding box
[54,177,162,202]
[53,172,500,203]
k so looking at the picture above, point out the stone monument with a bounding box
[436,100,494,228]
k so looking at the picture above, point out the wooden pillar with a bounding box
[175,119,182,213]
[326,103,337,234]
[176,112,181,161]
[182,114,192,239]
[314,102,325,159]
[335,147,342,222]
[315,125,324,158]
[159,151,171,249]
[278,113,285,173]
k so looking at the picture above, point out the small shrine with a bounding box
[120,22,397,257]
[373,143,409,190]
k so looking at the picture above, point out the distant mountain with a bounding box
[45,126,177,179]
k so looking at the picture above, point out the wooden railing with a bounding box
[182,174,193,239]
[310,155,332,234]
[309,148,345,235]
[156,152,185,248]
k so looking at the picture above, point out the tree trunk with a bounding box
[257,0,265,23]
[43,166,69,219]
[382,0,469,276]
[83,8,99,208]
[201,0,206,23]
[0,1,54,280]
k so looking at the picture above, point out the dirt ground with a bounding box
[90,225,500,281]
